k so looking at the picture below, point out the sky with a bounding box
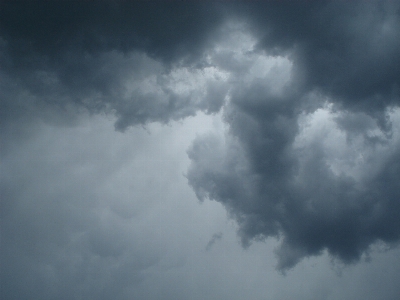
[1,1,400,299]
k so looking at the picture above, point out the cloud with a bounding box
[234,0,400,112]
[187,0,400,271]
[0,119,159,299]
[205,232,223,251]
[188,89,400,271]
[0,1,229,135]
[0,113,227,300]
[2,0,400,288]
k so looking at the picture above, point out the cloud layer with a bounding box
[187,0,400,270]
[2,1,400,291]
[0,1,228,135]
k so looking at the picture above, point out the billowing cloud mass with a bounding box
[2,1,400,299]
[0,0,228,136]
[187,0,400,270]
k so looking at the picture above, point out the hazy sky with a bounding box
[1,1,400,299]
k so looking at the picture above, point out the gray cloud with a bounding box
[2,2,400,299]
[0,121,159,299]
[0,0,228,135]
[0,1,223,63]
[188,88,400,271]
[187,0,400,271]
[0,114,225,300]
[235,1,400,112]
[205,232,223,251]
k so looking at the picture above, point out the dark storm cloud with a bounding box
[235,0,400,112]
[0,1,222,62]
[187,0,400,271]
[3,0,400,285]
[0,2,231,299]
[188,84,400,271]
[0,0,227,133]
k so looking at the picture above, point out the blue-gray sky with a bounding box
[1,1,400,299]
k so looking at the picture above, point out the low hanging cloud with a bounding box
[0,0,228,136]
[187,0,400,271]
[188,102,400,270]
[2,0,400,282]
[238,1,400,111]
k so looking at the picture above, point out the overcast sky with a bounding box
[1,1,400,299]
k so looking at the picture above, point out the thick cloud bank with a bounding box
[2,1,400,287]
[0,0,227,135]
[187,0,400,270]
